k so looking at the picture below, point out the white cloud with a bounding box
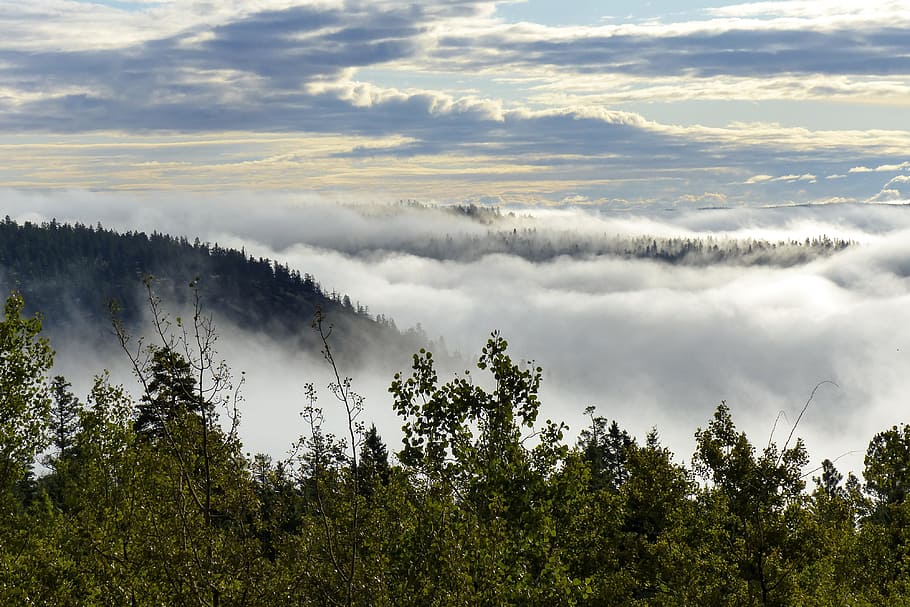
[746,172,817,184]
[675,192,729,206]
[709,0,910,21]
[528,73,910,106]
[849,161,910,173]
[14,191,910,478]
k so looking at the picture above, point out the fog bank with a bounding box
[8,189,910,478]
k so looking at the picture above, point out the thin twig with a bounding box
[777,380,839,466]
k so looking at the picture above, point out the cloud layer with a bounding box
[0,1,908,204]
[13,191,910,477]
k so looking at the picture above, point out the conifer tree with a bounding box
[49,375,81,460]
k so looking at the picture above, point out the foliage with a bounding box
[693,401,812,606]
[48,375,81,461]
[4,288,910,604]
[0,292,54,491]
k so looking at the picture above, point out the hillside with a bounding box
[0,216,426,361]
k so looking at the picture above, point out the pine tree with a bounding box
[358,424,390,495]
[577,406,635,491]
[134,347,198,439]
[49,375,81,461]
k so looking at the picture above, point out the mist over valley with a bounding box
[3,192,908,478]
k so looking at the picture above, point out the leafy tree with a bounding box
[112,279,264,606]
[693,401,811,606]
[0,292,54,491]
[390,332,584,603]
[392,332,547,491]
[59,373,148,604]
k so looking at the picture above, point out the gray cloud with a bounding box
[2,2,908,132]
[437,20,910,78]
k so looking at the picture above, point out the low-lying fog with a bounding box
[9,189,910,479]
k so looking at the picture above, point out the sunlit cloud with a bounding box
[849,161,910,173]
[0,1,906,204]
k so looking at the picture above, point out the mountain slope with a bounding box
[0,216,425,362]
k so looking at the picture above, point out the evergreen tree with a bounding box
[358,424,390,495]
[865,424,910,511]
[577,406,635,491]
[134,347,198,439]
[49,375,81,460]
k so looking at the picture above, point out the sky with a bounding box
[0,0,908,206]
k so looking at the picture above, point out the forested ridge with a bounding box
[0,216,853,340]
[373,229,853,266]
[331,202,854,266]
[0,217,424,361]
[2,284,910,605]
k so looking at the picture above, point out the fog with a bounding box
[7,188,910,479]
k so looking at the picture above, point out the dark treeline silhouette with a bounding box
[357,228,853,265]
[0,217,431,362]
[316,203,853,265]
[395,199,505,224]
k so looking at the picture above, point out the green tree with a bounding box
[848,425,910,600]
[793,459,866,605]
[865,424,910,512]
[59,373,148,605]
[693,401,812,606]
[49,375,81,460]
[358,424,390,496]
[617,431,697,604]
[133,346,198,438]
[34,375,84,510]
[578,406,635,492]
[390,332,584,603]
[0,292,54,491]
[112,278,264,606]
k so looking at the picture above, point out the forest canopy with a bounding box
[1,288,909,606]
[0,217,433,364]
